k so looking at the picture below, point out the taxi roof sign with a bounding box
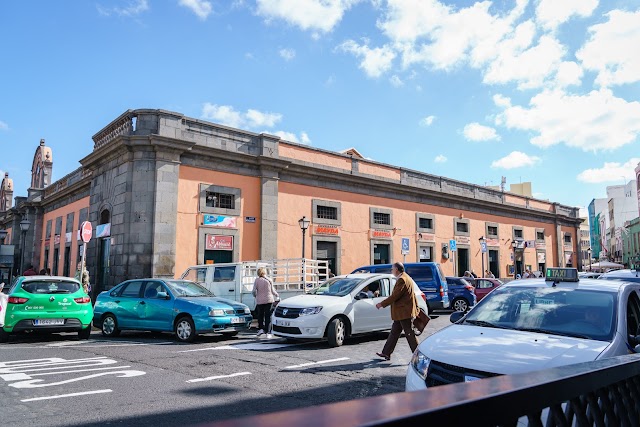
[545,267,579,282]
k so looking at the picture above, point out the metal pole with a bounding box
[301,228,306,259]
[19,231,26,275]
[481,248,485,278]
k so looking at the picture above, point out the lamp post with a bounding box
[298,216,310,259]
[479,236,486,278]
[587,247,592,271]
[19,219,30,275]
[511,237,524,278]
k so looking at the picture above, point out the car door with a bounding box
[371,278,392,329]
[114,280,144,329]
[140,280,174,331]
[211,266,238,301]
[352,278,387,333]
[474,279,495,302]
[181,267,209,289]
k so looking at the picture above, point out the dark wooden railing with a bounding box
[206,354,640,427]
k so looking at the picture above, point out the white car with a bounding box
[271,273,428,347]
[406,267,640,391]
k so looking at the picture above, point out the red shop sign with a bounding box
[205,235,234,251]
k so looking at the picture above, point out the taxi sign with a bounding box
[545,268,579,282]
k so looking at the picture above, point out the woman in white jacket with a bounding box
[252,268,279,338]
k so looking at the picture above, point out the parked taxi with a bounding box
[406,268,640,390]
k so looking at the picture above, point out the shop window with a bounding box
[206,192,235,209]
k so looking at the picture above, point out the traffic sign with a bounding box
[81,221,92,243]
[401,238,410,255]
[481,241,487,253]
[449,239,457,252]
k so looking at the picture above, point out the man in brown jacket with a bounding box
[375,262,419,360]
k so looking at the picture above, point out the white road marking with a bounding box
[31,366,131,376]
[46,340,173,348]
[20,389,112,402]
[186,372,251,383]
[284,357,350,370]
[176,340,312,353]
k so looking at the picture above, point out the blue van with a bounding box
[351,263,450,313]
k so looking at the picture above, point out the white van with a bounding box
[180,258,329,311]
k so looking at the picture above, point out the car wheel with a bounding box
[101,314,120,337]
[175,316,196,343]
[221,331,238,338]
[327,317,346,347]
[452,298,469,313]
[0,328,10,343]
[78,325,92,340]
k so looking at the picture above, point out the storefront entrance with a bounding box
[373,243,390,265]
[316,241,337,274]
[488,249,499,278]
[457,248,469,276]
[204,249,233,264]
[203,234,234,264]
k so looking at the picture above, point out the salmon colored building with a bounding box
[0,109,581,298]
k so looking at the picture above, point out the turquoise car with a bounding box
[93,279,252,343]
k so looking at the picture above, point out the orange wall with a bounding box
[278,182,563,276]
[279,143,352,171]
[40,197,90,276]
[358,162,401,181]
[175,166,261,277]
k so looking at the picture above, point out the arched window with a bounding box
[100,209,110,225]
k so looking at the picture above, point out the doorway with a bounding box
[316,241,337,274]
[488,249,499,278]
[53,247,59,276]
[63,246,71,277]
[373,243,390,265]
[457,248,469,276]
[204,250,233,264]
[418,245,433,262]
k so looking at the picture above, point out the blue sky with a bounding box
[1,0,640,211]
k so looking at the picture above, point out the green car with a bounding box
[0,275,93,342]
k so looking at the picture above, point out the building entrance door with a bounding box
[373,244,390,265]
[53,248,59,276]
[204,250,233,264]
[316,241,337,274]
[457,248,469,275]
[63,246,71,277]
[97,238,110,296]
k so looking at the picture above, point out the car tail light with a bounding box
[74,297,91,304]
[8,297,29,304]
[439,286,444,297]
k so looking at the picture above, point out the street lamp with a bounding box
[298,216,310,259]
[587,247,592,271]
[19,219,30,275]
[479,236,486,277]
[511,237,524,278]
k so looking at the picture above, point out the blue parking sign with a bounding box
[449,239,457,252]
[401,238,410,255]
[481,241,487,253]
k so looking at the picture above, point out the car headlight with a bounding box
[209,309,225,317]
[299,306,323,316]
[244,307,251,314]
[411,350,431,380]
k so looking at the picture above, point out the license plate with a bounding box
[276,319,290,327]
[34,319,65,326]
[231,317,244,324]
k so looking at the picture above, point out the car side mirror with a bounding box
[450,311,465,323]
[157,291,169,300]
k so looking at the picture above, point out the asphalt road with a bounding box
[0,312,452,427]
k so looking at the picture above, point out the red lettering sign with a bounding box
[370,230,392,239]
[315,225,339,236]
[205,235,234,251]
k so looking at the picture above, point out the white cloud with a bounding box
[463,122,501,141]
[97,0,148,17]
[272,130,311,144]
[495,88,640,151]
[554,61,583,88]
[491,151,541,169]
[577,9,640,87]
[337,40,395,78]
[493,94,511,108]
[279,48,296,61]
[201,103,282,129]
[434,155,447,163]
[577,158,640,183]
[535,0,598,30]
[256,0,361,33]
[419,115,435,127]
[389,75,403,87]
[179,0,213,20]
[0,120,8,131]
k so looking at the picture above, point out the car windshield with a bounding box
[312,278,365,296]
[464,286,616,341]
[22,280,80,294]
[165,280,213,297]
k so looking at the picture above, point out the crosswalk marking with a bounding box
[21,389,113,402]
[284,357,350,370]
[186,372,251,383]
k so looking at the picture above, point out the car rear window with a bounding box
[22,280,80,294]
[406,267,433,281]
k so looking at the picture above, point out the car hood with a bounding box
[420,325,610,375]
[177,296,247,310]
[277,294,346,308]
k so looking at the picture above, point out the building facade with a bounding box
[0,109,582,297]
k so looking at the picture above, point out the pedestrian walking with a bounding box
[375,262,420,360]
[22,264,37,276]
[252,267,279,339]
[75,263,90,295]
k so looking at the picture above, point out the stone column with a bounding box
[260,168,279,260]
[151,147,181,277]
